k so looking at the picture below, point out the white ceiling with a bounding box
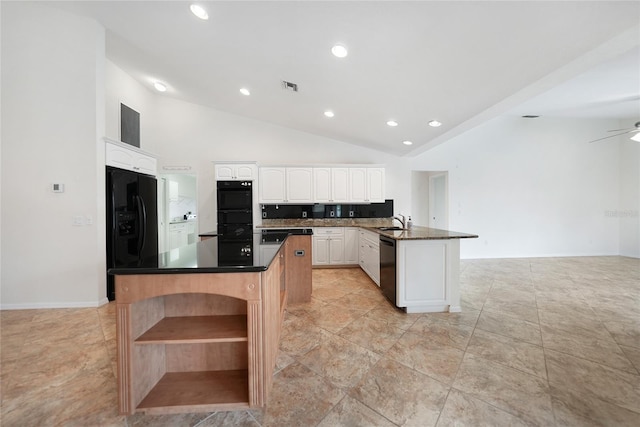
[47,1,640,156]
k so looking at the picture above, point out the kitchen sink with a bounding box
[377,226,405,231]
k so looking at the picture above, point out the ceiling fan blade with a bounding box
[588,130,636,143]
[607,128,633,132]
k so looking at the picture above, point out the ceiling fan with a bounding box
[589,120,640,143]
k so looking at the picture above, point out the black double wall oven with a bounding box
[217,181,253,266]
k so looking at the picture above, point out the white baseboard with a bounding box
[1,298,110,310]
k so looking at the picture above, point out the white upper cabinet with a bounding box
[313,168,331,203]
[286,168,313,203]
[366,168,385,202]
[259,167,287,203]
[331,168,350,202]
[105,141,157,176]
[349,168,367,202]
[313,167,349,203]
[260,165,384,204]
[349,167,385,203]
[215,163,255,181]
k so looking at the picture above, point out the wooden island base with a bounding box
[115,246,287,415]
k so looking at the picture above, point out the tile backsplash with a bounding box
[261,200,393,219]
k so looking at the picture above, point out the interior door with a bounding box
[429,173,447,229]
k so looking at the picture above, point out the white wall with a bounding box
[619,137,640,257]
[138,96,413,233]
[1,2,106,308]
[411,115,631,259]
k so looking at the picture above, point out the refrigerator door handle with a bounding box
[135,194,147,258]
[110,181,117,267]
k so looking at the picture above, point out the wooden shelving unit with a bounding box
[115,250,286,415]
[135,315,248,344]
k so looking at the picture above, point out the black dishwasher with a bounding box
[379,236,397,307]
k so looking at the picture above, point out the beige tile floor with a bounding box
[1,256,639,426]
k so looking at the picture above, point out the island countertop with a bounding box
[363,225,478,240]
[108,232,288,275]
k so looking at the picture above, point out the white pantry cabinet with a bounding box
[215,163,255,181]
[105,141,156,176]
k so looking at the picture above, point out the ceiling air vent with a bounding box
[282,80,298,92]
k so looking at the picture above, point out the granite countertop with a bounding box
[259,219,477,240]
[108,232,285,275]
[363,225,478,240]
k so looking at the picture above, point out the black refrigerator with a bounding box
[106,166,158,301]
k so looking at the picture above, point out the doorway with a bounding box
[410,171,448,229]
[158,174,198,252]
[429,173,448,229]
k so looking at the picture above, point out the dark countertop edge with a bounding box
[108,265,268,275]
[362,226,479,241]
[198,231,218,237]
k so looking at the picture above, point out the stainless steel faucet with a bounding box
[394,214,406,228]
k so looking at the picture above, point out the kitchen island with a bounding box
[109,232,301,415]
[365,226,478,313]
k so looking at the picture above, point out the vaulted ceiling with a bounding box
[48,1,640,156]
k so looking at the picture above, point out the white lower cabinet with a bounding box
[312,227,359,266]
[359,229,380,285]
[396,238,460,313]
[344,228,359,264]
[168,223,189,249]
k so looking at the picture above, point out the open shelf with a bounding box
[137,370,249,413]
[135,315,247,344]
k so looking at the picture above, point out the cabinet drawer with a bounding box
[313,227,344,236]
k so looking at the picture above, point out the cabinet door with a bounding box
[313,168,332,203]
[331,168,350,202]
[236,165,254,180]
[286,168,313,203]
[349,168,367,202]
[134,154,157,176]
[344,228,359,264]
[106,143,135,171]
[312,236,330,265]
[367,168,385,202]
[215,165,235,180]
[259,168,286,203]
[329,236,345,264]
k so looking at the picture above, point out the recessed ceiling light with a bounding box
[428,120,442,127]
[331,44,348,58]
[190,4,209,20]
[402,140,413,146]
[239,88,250,96]
[324,111,335,118]
[387,120,398,127]
[153,81,167,92]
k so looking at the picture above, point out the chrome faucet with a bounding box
[394,214,406,229]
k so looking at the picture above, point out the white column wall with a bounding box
[1,3,106,308]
